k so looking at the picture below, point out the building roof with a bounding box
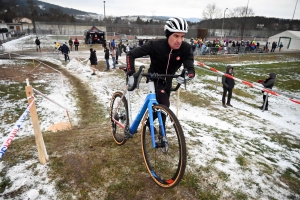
[86,26,104,33]
[270,30,300,38]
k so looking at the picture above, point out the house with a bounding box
[12,17,32,24]
[7,23,23,32]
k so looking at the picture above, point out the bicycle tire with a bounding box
[141,104,186,188]
[110,91,128,145]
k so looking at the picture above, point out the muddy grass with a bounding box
[0,60,207,200]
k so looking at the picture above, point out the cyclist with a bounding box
[126,17,195,108]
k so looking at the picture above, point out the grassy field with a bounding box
[1,53,300,199]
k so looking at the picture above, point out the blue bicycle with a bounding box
[110,65,187,188]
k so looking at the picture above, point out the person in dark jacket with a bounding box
[35,37,41,52]
[89,48,97,75]
[259,72,276,110]
[68,38,73,51]
[126,17,195,109]
[61,42,70,62]
[74,38,79,51]
[104,46,110,71]
[222,65,235,108]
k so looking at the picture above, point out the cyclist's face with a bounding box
[168,33,185,49]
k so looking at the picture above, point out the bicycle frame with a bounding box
[110,66,187,188]
[113,81,166,148]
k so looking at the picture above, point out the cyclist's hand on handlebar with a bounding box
[176,73,194,84]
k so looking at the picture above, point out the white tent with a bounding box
[268,30,300,50]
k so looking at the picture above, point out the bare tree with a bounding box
[26,0,37,33]
[229,6,254,18]
[228,6,255,40]
[202,3,222,19]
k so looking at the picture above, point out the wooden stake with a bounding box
[176,88,181,117]
[66,110,73,128]
[25,84,48,164]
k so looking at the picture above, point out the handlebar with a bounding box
[127,65,185,92]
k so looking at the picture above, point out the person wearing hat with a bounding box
[258,73,276,110]
[89,48,97,75]
[126,17,195,109]
[222,65,235,108]
[61,42,70,62]
[35,37,41,52]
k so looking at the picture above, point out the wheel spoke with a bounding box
[141,104,186,188]
[110,92,128,145]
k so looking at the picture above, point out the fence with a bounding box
[194,46,266,56]
[34,21,282,42]
[0,58,73,163]
[197,61,300,106]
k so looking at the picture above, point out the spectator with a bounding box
[258,73,276,110]
[35,37,41,52]
[222,65,235,108]
[89,48,97,75]
[190,38,194,45]
[61,42,70,62]
[115,45,119,64]
[271,41,277,52]
[68,38,73,51]
[89,35,93,47]
[279,42,283,52]
[111,39,115,49]
[104,46,110,71]
[126,44,130,53]
[200,42,206,55]
[54,42,60,50]
[111,46,117,69]
[264,42,269,52]
[138,39,144,46]
[118,41,122,57]
[74,38,79,51]
[231,41,236,47]
[102,40,107,48]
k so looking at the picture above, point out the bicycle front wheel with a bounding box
[110,91,128,145]
[141,104,186,188]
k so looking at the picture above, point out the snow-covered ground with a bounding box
[0,36,300,199]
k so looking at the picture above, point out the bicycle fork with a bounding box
[153,108,169,152]
[146,82,169,151]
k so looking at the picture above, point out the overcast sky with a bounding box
[39,0,300,20]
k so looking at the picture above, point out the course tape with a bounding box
[197,62,300,105]
[33,88,68,111]
[0,98,35,160]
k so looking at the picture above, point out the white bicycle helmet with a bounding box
[164,17,188,33]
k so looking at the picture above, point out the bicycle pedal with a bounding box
[125,133,133,139]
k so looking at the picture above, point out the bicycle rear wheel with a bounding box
[141,104,186,188]
[110,91,128,145]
